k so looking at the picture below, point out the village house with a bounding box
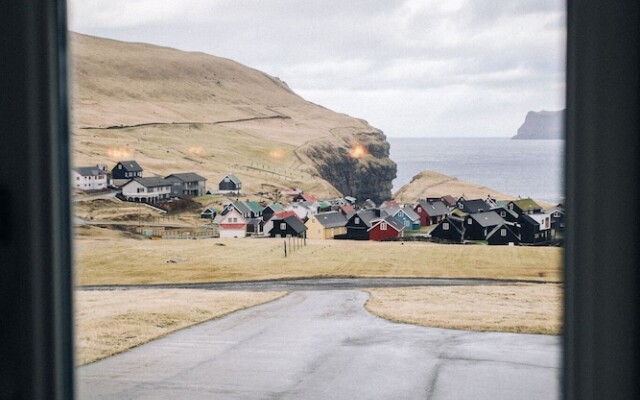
[246,218,265,237]
[430,216,466,244]
[486,222,521,245]
[343,209,385,240]
[200,207,217,220]
[121,177,171,204]
[284,201,314,221]
[455,197,493,214]
[216,208,248,238]
[439,195,457,208]
[222,201,253,219]
[463,211,506,241]
[164,172,207,197]
[367,215,405,241]
[262,203,284,222]
[507,198,543,215]
[292,192,318,203]
[414,200,451,226]
[111,160,143,187]
[218,173,242,194]
[72,166,108,191]
[382,205,421,231]
[547,205,566,233]
[263,210,298,235]
[269,215,307,238]
[518,213,554,243]
[305,211,348,239]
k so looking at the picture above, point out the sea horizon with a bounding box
[388,137,565,204]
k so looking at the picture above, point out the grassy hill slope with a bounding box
[71,33,395,202]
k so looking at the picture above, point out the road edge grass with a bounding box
[362,284,562,336]
[76,290,290,366]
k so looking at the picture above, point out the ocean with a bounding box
[388,137,565,204]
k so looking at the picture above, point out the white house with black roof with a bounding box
[165,172,207,197]
[72,166,108,191]
[111,160,143,187]
[121,177,171,204]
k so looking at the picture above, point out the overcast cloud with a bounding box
[69,0,566,137]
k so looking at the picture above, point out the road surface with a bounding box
[78,290,560,400]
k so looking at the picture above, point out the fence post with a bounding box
[284,240,287,257]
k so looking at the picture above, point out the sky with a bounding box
[68,0,566,138]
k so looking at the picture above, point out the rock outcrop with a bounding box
[513,110,565,140]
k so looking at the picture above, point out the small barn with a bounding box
[200,207,217,220]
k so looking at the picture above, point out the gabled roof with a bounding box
[352,209,382,227]
[339,204,356,218]
[486,223,520,241]
[272,210,298,220]
[244,201,264,214]
[368,215,405,232]
[510,198,543,212]
[230,201,252,216]
[264,203,284,212]
[274,215,307,234]
[313,211,348,228]
[440,195,457,207]
[523,213,552,230]
[468,211,505,228]
[73,167,105,177]
[201,207,216,215]
[459,199,492,213]
[165,172,207,182]
[296,193,318,202]
[383,205,420,222]
[416,200,450,217]
[246,218,264,227]
[116,160,143,172]
[125,177,170,188]
[221,174,241,184]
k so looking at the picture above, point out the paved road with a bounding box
[79,276,552,292]
[78,290,560,399]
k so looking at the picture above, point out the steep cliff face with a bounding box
[71,33,396,200]
[513,109,565,140]
[302,130,396,204]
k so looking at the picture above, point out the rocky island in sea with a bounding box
[512,109,565,140]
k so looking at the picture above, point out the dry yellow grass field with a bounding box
[75,289,286,365]
[75,238,562,285]
[365,284,562,335]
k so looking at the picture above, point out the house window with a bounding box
[354,217,360,224]
[443,222,449,231]
[137,188,144,193]
[501,229,507,237]
[417,207,422,212]
[280,223,286,230]
[501,211,506,217]
[467,219,472,225]
[380,222,387,231]
[118,165,122,169]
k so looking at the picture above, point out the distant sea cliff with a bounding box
[513,109,565,140]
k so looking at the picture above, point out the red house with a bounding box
[367,216,405,241]
[414,200,451,226]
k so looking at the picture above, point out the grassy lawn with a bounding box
[75,238,562,285]
[75,289,286,365]
[365,284,562,335]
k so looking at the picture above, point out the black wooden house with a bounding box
[463,211,506,241]
[430,216,465,243]
[343,209,382,240]
[269,215,307,238]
